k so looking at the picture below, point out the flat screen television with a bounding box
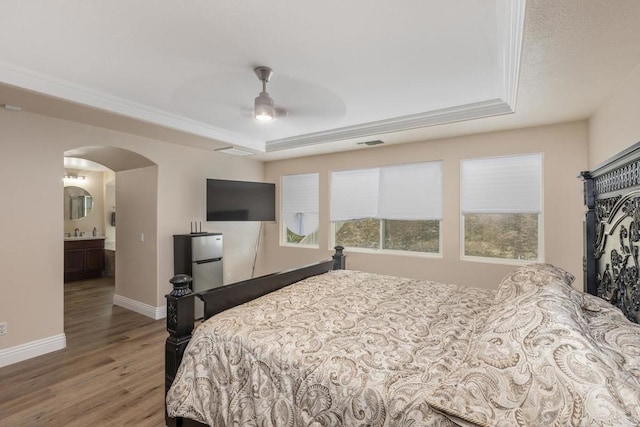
[206,179,276,221]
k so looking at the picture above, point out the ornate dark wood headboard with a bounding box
[581,142,640,324]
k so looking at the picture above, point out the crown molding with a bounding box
[0,61,265,152]
[266,98,513,152]
[0,1,525,155]
[502,0,527,109]
[265,0,525,152]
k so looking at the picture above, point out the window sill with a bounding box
[280,243,319,249]
[335,246,442,259]
[461,255,542,266]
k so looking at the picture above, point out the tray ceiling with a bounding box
[1,0,640,159]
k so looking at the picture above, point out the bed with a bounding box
[164,144,640,426]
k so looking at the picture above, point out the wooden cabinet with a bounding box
[64,238,105,282]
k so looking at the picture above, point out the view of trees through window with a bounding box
[286,228,318,245]
[286,156,540,260]
[335,218,440,253]
[464,213,538,260]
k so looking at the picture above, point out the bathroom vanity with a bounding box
[64,237,105,282]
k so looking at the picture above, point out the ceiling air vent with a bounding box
[358,140,384,147]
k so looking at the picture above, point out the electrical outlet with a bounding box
[0,322,7,336]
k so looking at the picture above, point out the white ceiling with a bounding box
[1,0,640,161]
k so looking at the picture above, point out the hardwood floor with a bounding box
[0,278,167,426]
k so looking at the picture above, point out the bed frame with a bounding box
[581,141,640,325]
[164,246,346,427]
[163,141,640,426]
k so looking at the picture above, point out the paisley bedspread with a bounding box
[166,266,640,426]
[166,269,496,426]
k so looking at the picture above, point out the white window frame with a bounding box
[329,161,443,256]
[460,153,544,265]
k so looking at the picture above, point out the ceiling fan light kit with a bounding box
[254,92,275,121]
[254,66,275,122]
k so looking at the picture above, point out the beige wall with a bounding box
[63,169,105,236]
[115,166,158,306]
[263,121,588,291]
[0,109,264,352]
[589,64,640,167]
[0,111,64,350]
[151,141,266,305]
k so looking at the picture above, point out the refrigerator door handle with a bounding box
[195,257,222,264]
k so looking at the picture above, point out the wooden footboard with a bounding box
[165,246,345,427]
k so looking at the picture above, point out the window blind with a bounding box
[461,154,542,214]
[331,161,442,222]
[282,173,319,235]
[331,168,379,222]
[378,162,442,220]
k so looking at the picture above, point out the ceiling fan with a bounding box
[253,66,285,122]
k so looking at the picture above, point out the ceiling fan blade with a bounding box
[274,106,287,118]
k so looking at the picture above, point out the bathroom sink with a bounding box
[64,235,105,241]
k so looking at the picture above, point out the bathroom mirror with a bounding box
[64,186,93,220]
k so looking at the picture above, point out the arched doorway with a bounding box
[63,146,160,327]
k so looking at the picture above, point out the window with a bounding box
[461,154,542,262]
[331,162,442,254]
[281,173,319,246]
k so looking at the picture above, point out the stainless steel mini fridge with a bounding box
[173,233,223,319]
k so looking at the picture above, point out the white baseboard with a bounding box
[113,294,166,320]
[0,333,67,368]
